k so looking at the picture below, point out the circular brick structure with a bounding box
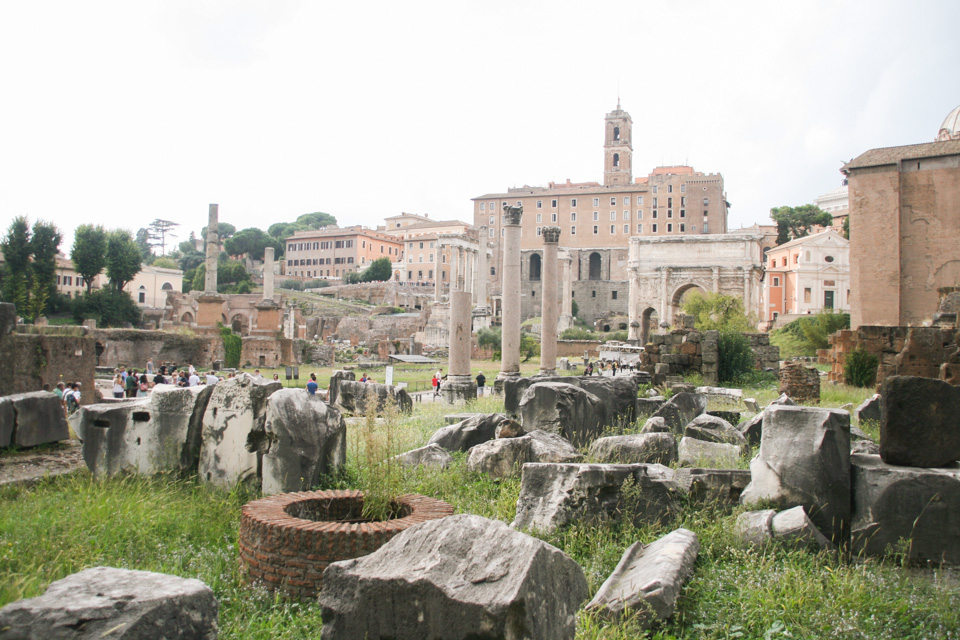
[239,489,454,600]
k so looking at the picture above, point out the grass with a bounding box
[1,386,956,638]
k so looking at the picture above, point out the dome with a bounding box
[936,104,960,142]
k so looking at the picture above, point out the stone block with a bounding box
[684,414,746,447]
[678,437,741,468]
[0,397,14,448]
[467,430,581,480]
[261,389,346,495]
[651,393,708,434]
[851,453,960,564]
[589,433,678,466]
[428,413,510,452]
[518,382,604,447]
[0,566,218,639]
[584,529,699,626]
[512,463,679,533]
[771,506,833,551]
[734,509,776,546]
[335,381,412,416]
[6,391,69,448]
[673,468,751,504]
[741,405,850,546]
[879,376,960,468]
[318,515,588,640]
[394,443,454,469]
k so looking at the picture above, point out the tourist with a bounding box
[64,382,81,414]
[475,371,486,397]
[188,369,201,387]
[119,366,127,382]
[273,373,280,381]
[360,373,368,383]
[306,373,318,396]
[145,359,154,375]
[205,370,219,386]
[178,371,189,387]
[112,373,124,399]
[125,369,138,398]
[153,369,165,387]
[253,369,263,379]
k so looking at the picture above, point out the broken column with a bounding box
[443,288,476,404]
[497,204,523,390]
[262,246,276,303]
[540,226,561,376]
[204,204,219,293]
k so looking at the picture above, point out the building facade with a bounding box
[763,230,850,326]
[381,214,475,288]
[814,184,849,233]
[472,103,729,323]
[842,106,960,328]
[283,226,403,280]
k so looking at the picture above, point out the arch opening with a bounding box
[588,252,602,280]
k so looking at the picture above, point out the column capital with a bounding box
[542,226,561,244]
[502,204,523,226]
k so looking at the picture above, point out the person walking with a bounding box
[112,373,125,399]
[125,369,138,398]
[146,359,154,375]
[306,373,318,396]
[475,371,486,397]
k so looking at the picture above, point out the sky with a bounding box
[1,0,957,253]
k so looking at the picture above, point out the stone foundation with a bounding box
[778,360,821,404]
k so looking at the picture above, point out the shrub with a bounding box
[219,323,242,369]
[682,291,755,333]
[571,299,579,318]
[477,327,501,351]
[845,348,879,387]
[560,327,595,340]
[717,331,754,384]
[71,289,141,328]
[605,330,628,342]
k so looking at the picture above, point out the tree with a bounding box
[360,257,392,282]
[72,225,108,295]
[152,256,179,269]
[842,216,849,240]
[223,227,280,260]
[769,204,833,245]
[200,222,236,241]
[71,288,141,328]
[147,219,179,255]
[105,230,143,292]
[267,212,338,244]
[1,217,31,316]
[134,228,153,262]
[29,220,62,318]
[682,290,754,333]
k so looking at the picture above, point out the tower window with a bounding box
[613,126,620,141]
[613,153,620,167]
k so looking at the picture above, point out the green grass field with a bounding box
[2,377,957,639]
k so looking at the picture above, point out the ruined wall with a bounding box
[556,340,602,359]
[0,331,97,404]
[826,325,959,385]
[92,329,217,369]
[641,329,780,386]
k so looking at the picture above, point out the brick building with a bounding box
[283,226,402,280]
[842,105,960,328]
[380,213,475,287]
[472,102,729,323]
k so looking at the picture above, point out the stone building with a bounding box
[283,226,403,280]
[380,214,477,290]
[842,105,960,328]
[472,103,730,324]
[626,234,765,344]
[49,256,182,308]
[814,183,849,233]
[763,229,850,327]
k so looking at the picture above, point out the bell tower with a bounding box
[603,101,633,186]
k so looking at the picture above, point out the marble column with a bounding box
[451,244,459,293]
[443,288,476,404]
[262,247,276,303]
[434,242,444,300]
[558,251,573,331]
[204,204,219,293]
[477,231,489,308]
[539,227,561,375]
[497,204,523,387]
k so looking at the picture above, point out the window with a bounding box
[680,209,685,218]
[571,212,577,221]
[637,196,644,205]
[773,277,780,286]
[490,201,495,210]
[610,225,616,234]
[489,215,494,225]
[551,213,557,222]
[703,197,709,206]
[667,210,673,218]
[637,210,643,220]
[652,224,658,233]
[429,254,433,262]
[637,224,643,233]
[612,291,618,300]
[536,213,542,223]
[667,223,673,232]
[537,200,542,209]
[362,240,366,248]
[610,197,617,205]
[613,153,620,167]
[138,287,146,304]
[536,227,542,236]
[804,288,812,303]
[593,211,599,221]
[571,226,577,235]
[593,197,599,206]
[489,228,494,237]
[681,184,686,192]
[610,211,616,221]
[591,290,596,297]
[653,210,658,219]
[64,276,72,286]
[825,255,835,263]
[531,290,536,297]
[623,224,629,234]
[613,126,620,140]
[551,199,558,207]
[571,198,577,207]
[680,224,685,232]
[681,196,686,206]
[529,254,541,280]
[653,185,658,193]
[668,184,673,193]
[703,210,709,218]
[408,270,413,280]
[794,254,799,264]
[419,242,424,249]
[668,197,673,208]
[479,203,485,211]
[623,211,629,220]
[428,269,433,279]
[593,225,599,234]
[652,197,658,208]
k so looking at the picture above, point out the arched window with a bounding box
[613,153,620,168]
[138,285,146,304]
[613,126,620,141]
[529,254,541,281]
[161,282,173,290]
[588,252,602,280]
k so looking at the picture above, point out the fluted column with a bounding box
[204,204,219,293]
[497,205,523,384]
[434,242,444,300]
[477,231,489,308]
[540,227,561,375]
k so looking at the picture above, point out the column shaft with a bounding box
[205,204,219,293]
[498,206,523,381]
[540,227,560,375]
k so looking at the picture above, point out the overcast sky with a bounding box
[1,0,956,252]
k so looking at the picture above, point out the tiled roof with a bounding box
[843,139,960,171]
